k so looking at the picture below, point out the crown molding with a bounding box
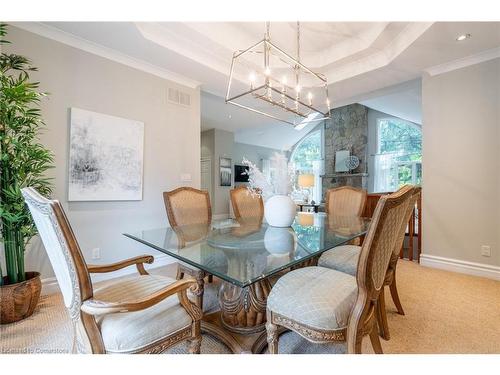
[425,46,500,76]
[10,22,201,89]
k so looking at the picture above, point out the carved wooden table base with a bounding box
[201,278,286,353]
[201,313,287,354]
[218,279,271,334]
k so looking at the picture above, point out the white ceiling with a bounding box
[22,21,500,148]
[202,91,318,150]
[360,79,422,124]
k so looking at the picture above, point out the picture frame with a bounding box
[219,157,232,186]
[68,108,144,201]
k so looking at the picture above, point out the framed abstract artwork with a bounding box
[219,157,232,187]
[68,108,144,201]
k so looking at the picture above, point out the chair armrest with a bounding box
[81,278,202,321]
[87,255,154,275]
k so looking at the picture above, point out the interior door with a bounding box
[200,158,212,202]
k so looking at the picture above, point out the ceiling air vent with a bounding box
[167,87,191,107]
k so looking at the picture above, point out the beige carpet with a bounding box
[1,261,499,354]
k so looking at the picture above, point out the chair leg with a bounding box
[389,273,405,315]
[188,321,202,354]
[349,336,363,354]
[207,274,213,283]
[369,326,383,354]
[376,286,390,340]
[265,311,279,354]
[176,265,185,280]
[194,273,205,311]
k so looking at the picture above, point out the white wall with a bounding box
[213,129,234,216]
[3,27,201,280]
[200,129,283,216]
[422,58,500,268]
[232,142,282,170]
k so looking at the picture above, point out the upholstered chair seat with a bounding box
[267,267,357,331]
[93,275,193,353]
[317,245,361,277]
[266,185,414,354]
[318,186,419,341]
[22,187,202,354]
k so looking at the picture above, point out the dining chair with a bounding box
[325,186,367,246]
[376,186,421,339]
[230,186,264,221]
[317,185,416,340]
[163,187,215,311]
[325,186,367,216]
[22,187,202,354]
[171,223,222,314]
[265,186,413,354]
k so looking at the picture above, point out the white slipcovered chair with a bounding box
[265,186,413,354]
[22,187,202,354]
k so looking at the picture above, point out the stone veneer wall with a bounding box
[323,103,368,197]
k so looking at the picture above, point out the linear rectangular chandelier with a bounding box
[225,22,331,127]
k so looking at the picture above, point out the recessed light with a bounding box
[228,115,232,119]
[456,34,471,41]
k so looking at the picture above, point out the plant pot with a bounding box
[264,195,297,227]
[1,272,42,324]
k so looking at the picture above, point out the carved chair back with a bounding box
[21,187,97,352]
[163,187,212,227]
[230,186,264,221]
[392,186,419,258]
[172,223,211,248]
[325,186,367,217]
[347,185,413,351]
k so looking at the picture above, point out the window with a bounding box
[374,118,422,192]
[290,129,323,202]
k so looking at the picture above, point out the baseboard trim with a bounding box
[41,254,176,295]
[420,254,500,281]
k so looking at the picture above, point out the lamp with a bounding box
[298,173,315,204]
[297,212,314,226]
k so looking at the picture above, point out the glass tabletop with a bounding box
[124,213,370,288]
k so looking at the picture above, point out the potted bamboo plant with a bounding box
[0,24,54,324]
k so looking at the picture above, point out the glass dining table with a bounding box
[124,212,370,353]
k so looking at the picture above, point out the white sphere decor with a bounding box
[264,226,296,254]
[264,195,296,227]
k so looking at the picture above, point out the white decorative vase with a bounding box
[264,195,296,227]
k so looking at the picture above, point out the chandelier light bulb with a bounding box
[456,33,471,41]
[249,72,256,82]
[264,67,271,76]
[295,85,301,93]
[282,76,287,85]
